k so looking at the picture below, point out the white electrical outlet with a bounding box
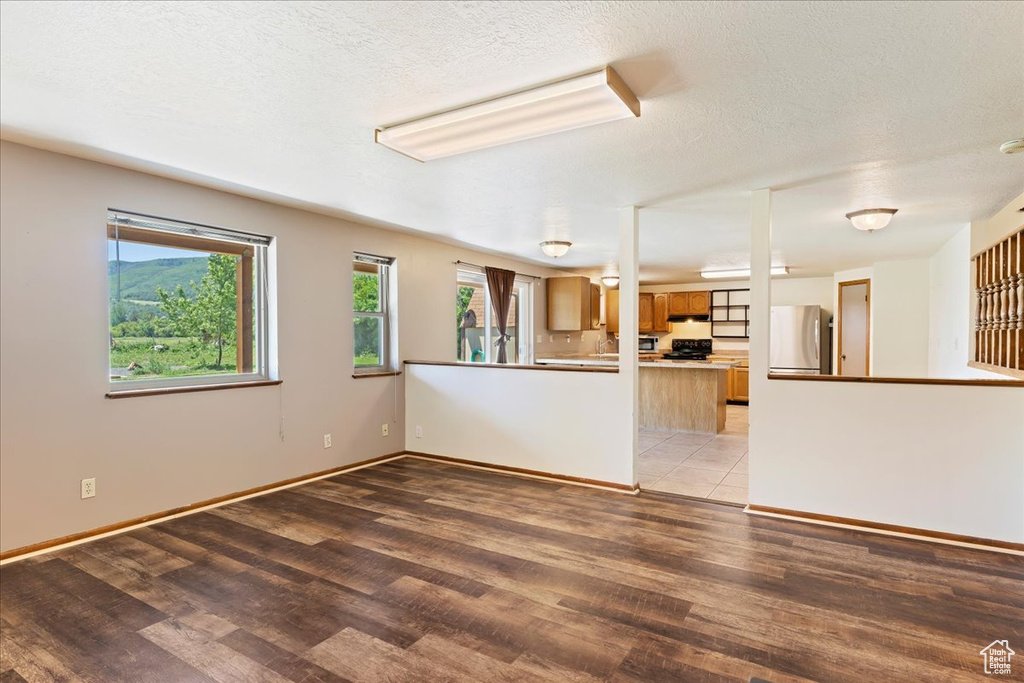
[415,425,423,438]
[81,478,96,499]
[549,334,554,343]
[381,423,389,437]
[323,434,332,449]
[536,334,542,343]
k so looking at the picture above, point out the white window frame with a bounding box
[107,210,273,392]
[353,253,395,373]
[457,268,534,364]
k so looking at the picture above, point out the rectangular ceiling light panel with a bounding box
[375,67,640,162]
[700,267,790,279]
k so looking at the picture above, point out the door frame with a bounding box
[837,278,871,376]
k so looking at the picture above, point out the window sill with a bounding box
[106,379,283,399]
[352,370,403,379]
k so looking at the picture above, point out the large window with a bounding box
[353,253,394,372]
[456,269,533,363]
[107,211,271,390]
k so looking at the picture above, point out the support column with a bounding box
[619,206,640,487]
[748,188,772,504]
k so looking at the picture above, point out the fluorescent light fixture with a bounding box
[375,67,640,161]
[601,275,620,288]
[845,208,898,232]
[700,267,789,279]
[540,241,572,258]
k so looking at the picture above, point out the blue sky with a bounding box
[107,240,210,262]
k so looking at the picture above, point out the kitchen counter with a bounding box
[535,355,735,433]
[535,356,738,370]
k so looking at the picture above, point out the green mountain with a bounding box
[108,257,209,302]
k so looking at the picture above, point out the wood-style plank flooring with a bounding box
[1,457,1022,682]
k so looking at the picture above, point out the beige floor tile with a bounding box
[643,441,704,459]
[637,472,664,489]
[662,432,714,449]
[730,457,748,474]
[659,466,727,486]
[682,450,743,471]
[709,484,747,504]
[721,471,747,487]
[646,478,717,498]
[638,458,680,478]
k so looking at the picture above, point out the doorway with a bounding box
[838,279,870,376]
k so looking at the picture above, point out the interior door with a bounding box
[839,280,870,377]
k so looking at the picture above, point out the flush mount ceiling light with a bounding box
[601,275,620,288]
[540,241,572,258]
[700,267,789,279]
[1000,138,1024,154]
[845,208,898,232]
[375,67,640,162]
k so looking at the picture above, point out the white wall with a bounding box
[928,226,1005,379]
[404,365,633,485]
[872,259,931,378]
[0,141,573,552]
[751,189,1024,545]
[404,207,641,490]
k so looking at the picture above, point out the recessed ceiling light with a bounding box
[540,241,572,258]
[999,138,1024,154]
[845,208,898,232]
[601,275,620,287]
[375,67,640,162]
[700,267,789,279]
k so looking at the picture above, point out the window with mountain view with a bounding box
[107,212,271,389]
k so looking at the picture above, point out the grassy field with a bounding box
[354,353,381,367]
[110,337,237,380]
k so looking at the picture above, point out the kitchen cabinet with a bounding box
[590,284,601,330]
[730,367,750,402]
[638,293,654,333]
[606,290,670,334]
[669,291,710,317]
[607,289,620,333]
[546,276,597,331]
[653,293,671,332]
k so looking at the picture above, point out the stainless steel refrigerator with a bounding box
[770,305,822,375]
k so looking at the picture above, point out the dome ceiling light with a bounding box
[540,240,572,258]
[845,208,898,232]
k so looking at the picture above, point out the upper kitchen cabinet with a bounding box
[546,276,598,331]
[638,293,654,333]
[669,291,710,317]
[653,293,671,332]
[607,289,620,333]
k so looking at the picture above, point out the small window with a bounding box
[354,253,395,372]
[456,269,533,363]
[108,211,271,390]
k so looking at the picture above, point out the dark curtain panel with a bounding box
[485,266,517,364]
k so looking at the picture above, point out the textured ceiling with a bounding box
[2,1,1022,282]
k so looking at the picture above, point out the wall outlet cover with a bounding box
[381,423,389,437]
[323,434,332,448]
[415,425,423,438]
[81,478,96,499]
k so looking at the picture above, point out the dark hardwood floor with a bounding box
[1,457,1022,682]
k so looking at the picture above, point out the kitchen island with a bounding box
[535,356,738,433]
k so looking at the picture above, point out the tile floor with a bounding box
[639,404,748,504]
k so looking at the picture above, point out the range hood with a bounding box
[668,313,710,322]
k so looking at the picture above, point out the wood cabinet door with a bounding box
[606,289,620,334]
[734,367,750,402]
[653,293,670,332]
[668,292,690,317]
[688,291,710,315]
[638,293,654,333]
[590,284,601,330]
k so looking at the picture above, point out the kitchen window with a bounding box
[353,253,395,373]
[107,210,272,391]
[456,268,533,363]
